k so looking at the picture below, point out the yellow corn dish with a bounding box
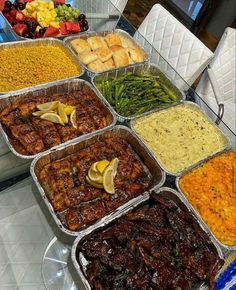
[0,45,81,92]
[179,151,236,246]
[132,103,228,174]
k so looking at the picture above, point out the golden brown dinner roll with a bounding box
[94,47,113,62]
[70,38,91,54]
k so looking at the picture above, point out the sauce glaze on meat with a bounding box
[40,137,151,231]
[78,192,223,290]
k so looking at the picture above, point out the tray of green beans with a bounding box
[92,63,185,122]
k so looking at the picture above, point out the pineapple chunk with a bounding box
[50,21,60,28]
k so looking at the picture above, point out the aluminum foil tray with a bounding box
[0,38,84,95]
[31,125,166,236]
[64,29,149,76]
[71,187,224,290]
[0,79,116,159]
[131,101,231,176]
[92,62,186,122]
[176,149,236,253]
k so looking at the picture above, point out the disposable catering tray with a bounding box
[0,79,116,159]
[64,29,149,76]
[71,187,224,290]
[31,125,166,236]
[92,62,186,122]
[0,0,121,41]
[131,101,230,176]
[0,38,84,95]
[176,149,236,253]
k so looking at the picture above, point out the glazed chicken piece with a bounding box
[47,160,74,193]
[76,107,97,135]
[0,110,22,126]
[64,185,102,207]
[56,124,78,142]
[65,199,106,231]
[10,124,45,154]
[31,117,61,148]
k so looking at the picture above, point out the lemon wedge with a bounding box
[88,168,103,184]
[86,176,103,189]
[58,102,68,124]
[110,157,119,177]
[37,101,58,111]
[70,109,77,129]
[63,105,76,115]
[103,166,115,194]
[32,110,54,117]
[40,112,64,125]
[97,160,110,174]
[91,161,99,172]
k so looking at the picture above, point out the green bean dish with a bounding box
[97,72,180,118]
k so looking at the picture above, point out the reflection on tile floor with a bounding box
[0,178,55,289]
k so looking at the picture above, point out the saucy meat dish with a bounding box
[78,192,223,290]
[0,91,110,155]
[40,137,151,231]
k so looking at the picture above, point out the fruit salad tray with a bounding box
[0,79,116,159]
[0,0,89,39]
[176,150,236,251]
[71,187,224,290]
[92,63,185,122]
[0,38,84,94]
[31,125,166,236]
[131,102,230,176]
[64,29,149,75]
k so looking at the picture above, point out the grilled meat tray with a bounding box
[92,62,185,122]
[71,187,224,290]
[0,79,116,159]
[31,125,166,236]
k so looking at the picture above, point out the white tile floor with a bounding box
[0,178,55,289]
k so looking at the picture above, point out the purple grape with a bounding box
[3,0,13,12]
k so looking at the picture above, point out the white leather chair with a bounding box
[196,27,236,136]
[111,0,128,13]
[134,4,214,90]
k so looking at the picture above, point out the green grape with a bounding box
[68,7,72,12]
[74,8,80,14]
[67,16,74,21]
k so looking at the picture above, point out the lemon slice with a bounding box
[58,102,68,124]
[63,105,76,115]
[40,112,64,125]
[91,161,99,172]
[32,110,54,117]
[97,160,110,174]
[110,157,119,177]
[88,168,103,184]
[70,109,77,129]
[86,176,103,189]
[103,166,115,194]
[37,101,58,111]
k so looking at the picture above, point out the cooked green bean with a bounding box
[97,72,179,117]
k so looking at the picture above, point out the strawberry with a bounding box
[15,11,24,22]
[3,11,10,20]
[59,22,68,35]
[65,22,81,33]
[10,9,17,18]
[54,0,65,5]
[44,25,60,37]
[0,0,5,11]
[13,23,28,36]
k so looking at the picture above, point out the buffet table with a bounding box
[0,1,235,289]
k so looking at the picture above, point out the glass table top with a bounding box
[0,0,235,288]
